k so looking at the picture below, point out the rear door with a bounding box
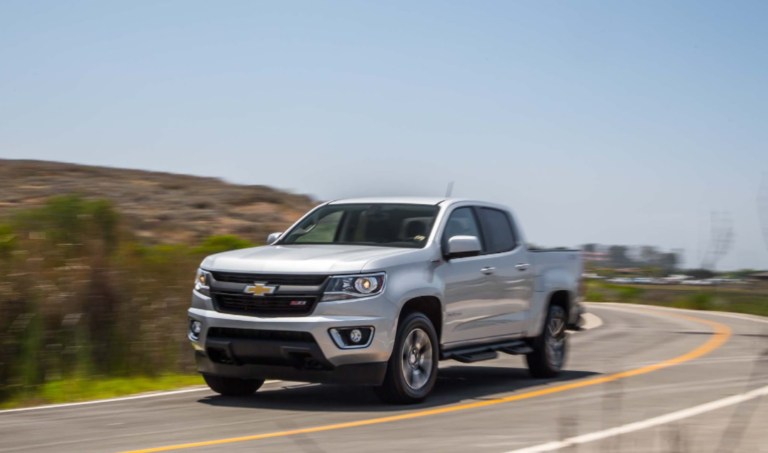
[476,207,534,335]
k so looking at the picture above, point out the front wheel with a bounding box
[526,304,568,378]
[375,312,439,404]
[203,374,264,396]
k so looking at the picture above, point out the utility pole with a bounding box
[759,174,768,261]
[702,211,734,272]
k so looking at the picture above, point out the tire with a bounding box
[526,304,568,378]
[203,374,265,396]
[375,312,439,404]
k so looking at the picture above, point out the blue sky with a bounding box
[1,1,767,269]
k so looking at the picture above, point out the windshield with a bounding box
[279,203,439,248]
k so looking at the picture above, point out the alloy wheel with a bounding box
[544,306,567,370]
[400,327,433,390]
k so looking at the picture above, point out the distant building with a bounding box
[581,243,681,272]
[582,251,609,264]
[615,268,642,274]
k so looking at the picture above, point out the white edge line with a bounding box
[566,313,603,333]
[579,312,603,330]
[0,380,283,414]
[504,384,768,453]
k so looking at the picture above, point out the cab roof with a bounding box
[325,197,511,210]
[327,197,448,206]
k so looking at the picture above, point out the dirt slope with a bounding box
[0,159,317,243]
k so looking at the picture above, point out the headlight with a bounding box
[194,269,211,296]
[322,273,385,301]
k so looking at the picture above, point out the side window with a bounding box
[478,208,517,253]
[443,207,482,246]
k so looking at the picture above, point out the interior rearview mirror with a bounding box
[267,232,282,245]
[446,235,481,259]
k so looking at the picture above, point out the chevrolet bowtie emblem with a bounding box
[244,283,276,296]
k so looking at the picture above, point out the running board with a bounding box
[441,340,533,363]
[499,344,533,355]
[451,351,498,363]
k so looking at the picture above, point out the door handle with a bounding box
[515,263,530,271]
[481,266,496,275]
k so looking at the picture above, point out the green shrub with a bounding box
[586,290,606,302]
[616,285,644,302]
[193,235,255,255]
[673,292,714,311]
[86,199,119,252]
[0,224,15,258]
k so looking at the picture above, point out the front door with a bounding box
[439,206,506,345]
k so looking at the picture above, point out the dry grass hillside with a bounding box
[0,159,317,244]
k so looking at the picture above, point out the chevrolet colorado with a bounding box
[189,197,583,404]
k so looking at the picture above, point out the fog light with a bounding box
[189,319,202,340]
[329,327,374,349]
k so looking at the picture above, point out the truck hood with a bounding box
[201,244,423,274]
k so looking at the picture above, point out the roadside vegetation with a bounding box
[0,374,204,409]
[587,280,768,317]
[0,195,255,408]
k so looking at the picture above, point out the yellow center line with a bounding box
[119,308,732,453]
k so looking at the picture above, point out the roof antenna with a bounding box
[445,181,454,198]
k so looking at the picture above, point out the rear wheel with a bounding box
[526,304,568,378]
[375,312,439,404]
[203,374,264,396]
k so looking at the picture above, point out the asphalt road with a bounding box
[1,303,767,453]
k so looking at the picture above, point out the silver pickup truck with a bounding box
[189,197,583,403]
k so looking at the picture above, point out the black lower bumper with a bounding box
[196,336,388,385]
[196,352,387,385]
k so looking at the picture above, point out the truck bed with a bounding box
[529,249,582,287]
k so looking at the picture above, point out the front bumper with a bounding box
[188,290,397,385]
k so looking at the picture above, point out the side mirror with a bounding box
[266,232,282,245]
[446,235,482,259]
